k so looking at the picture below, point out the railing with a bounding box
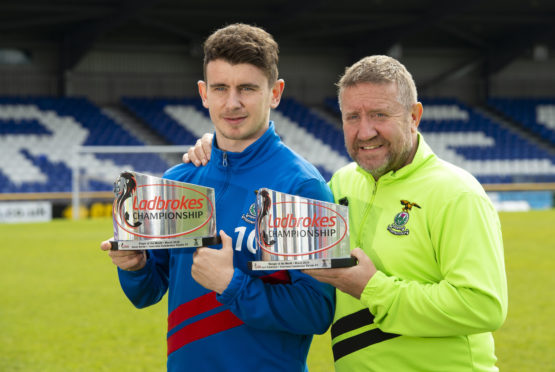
[1,183,553,207]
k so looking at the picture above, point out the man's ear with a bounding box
[270,79,285,109]
[410,102,423,132]
[198,80,209,108]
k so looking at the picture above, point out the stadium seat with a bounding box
[4,94,551,196]
[418,98,555,183]
[0,97,170,194]
[489,97,555,144]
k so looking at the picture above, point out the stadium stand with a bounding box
[0,97,169,194]
[2,96,554,196]
[418,98,555,184]
[325,97,555,184]
[121,97,204,146]
[488,98,555,145]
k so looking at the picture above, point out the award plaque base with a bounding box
[248,257,356,271]
[110,236,222,251]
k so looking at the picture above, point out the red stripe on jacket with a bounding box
[166,270,291,354]
[167,310,244,355]
[168,291,221,332]
[260,270,291,284]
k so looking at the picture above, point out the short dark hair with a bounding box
[203,23,279,85]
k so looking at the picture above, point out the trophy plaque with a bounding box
[111,171,220,250]
[249,188,355,270]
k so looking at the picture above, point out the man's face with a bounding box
[340,82,422,180]
[198,59,284,152]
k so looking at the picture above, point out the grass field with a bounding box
[1,210,554,371]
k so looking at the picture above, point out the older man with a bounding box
[304,55,507,372]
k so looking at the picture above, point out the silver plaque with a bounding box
[249,188,355,270]
[111,171,219,250]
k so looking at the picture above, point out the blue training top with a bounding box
[118,122,335,372]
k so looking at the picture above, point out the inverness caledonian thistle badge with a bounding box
[387,200,421,236]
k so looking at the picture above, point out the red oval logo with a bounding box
[258,201,348,257]
[115,183,215,239]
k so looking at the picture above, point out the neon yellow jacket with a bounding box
[329,134,508,372]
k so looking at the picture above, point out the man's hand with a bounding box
[182,133,214,166]
[191,230,235,294]
[303,248,377,299]
[100,238,147,271]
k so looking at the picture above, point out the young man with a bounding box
[101,24,334,372]
[184,55,508,371]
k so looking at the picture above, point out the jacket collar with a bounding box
[210,121,282,170]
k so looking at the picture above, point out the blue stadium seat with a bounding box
[5,94,545,193]
[122,97,205,146]
[417,98,555,183]
[488,97,555,145]
[0,96,170,194]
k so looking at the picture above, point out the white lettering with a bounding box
[246,230,256,254]
[234,226,256,253]
[234,226,246,251]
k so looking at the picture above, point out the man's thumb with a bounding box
[350,247,368,263]
[219,230,233,250]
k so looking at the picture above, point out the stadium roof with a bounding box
[1,0,554,86]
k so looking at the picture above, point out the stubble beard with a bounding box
[349,136,413,180]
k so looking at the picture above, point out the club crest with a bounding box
[114,171,142,229]
[241,202,257,224]
[387,200,421,236]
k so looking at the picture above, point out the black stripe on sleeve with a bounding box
[331,309,375,340]
[332,328,400,361]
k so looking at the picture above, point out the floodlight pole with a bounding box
[72,147,80,220]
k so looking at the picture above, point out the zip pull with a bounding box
[222,152,228,167]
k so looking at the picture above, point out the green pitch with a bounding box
[1,210,554,371]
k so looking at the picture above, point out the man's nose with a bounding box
[225,90,242,109]
[357,117,378,140]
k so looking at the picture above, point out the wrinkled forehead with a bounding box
[339,81,402,111]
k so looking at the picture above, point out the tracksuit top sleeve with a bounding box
[117,249,170,309]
